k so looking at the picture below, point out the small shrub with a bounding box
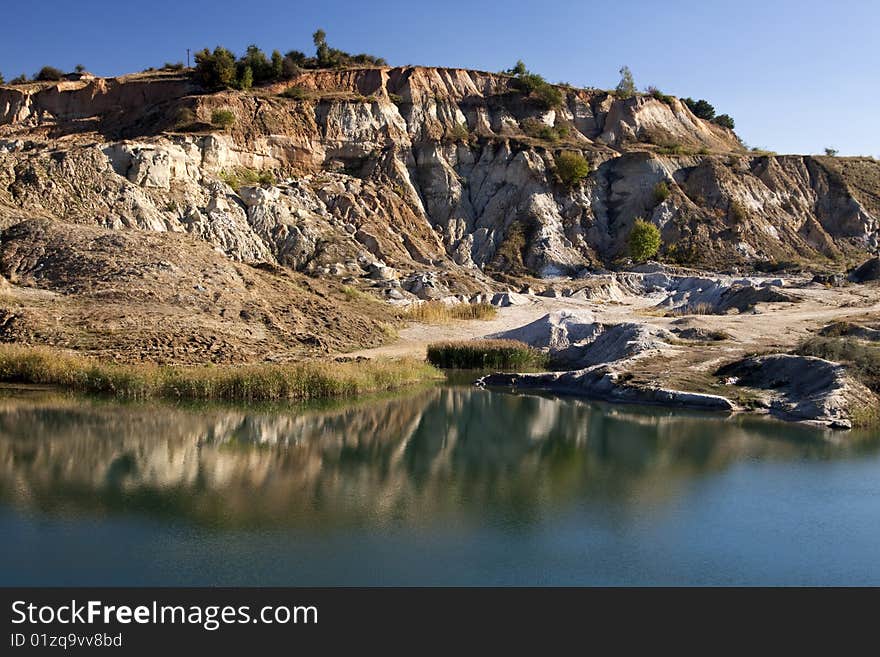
[446,122,470,142]
[281,86,309,100]
[10,74,27,85]
[824,147,839,157]
[628,218,662,262]
[653,181,671,205]
[162,62,185,71]
[647,86,674,105]
[388,93,404,104]
[729,199,748,224]
[211,109,236,130]
[555,151,590,187]
[174,107,197,130]
[427,339,548,370]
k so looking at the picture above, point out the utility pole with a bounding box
[187,49,191,68]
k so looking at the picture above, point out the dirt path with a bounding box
[347,281,880,368]
[345,296,596,359]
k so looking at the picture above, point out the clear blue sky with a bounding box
[1,0,877,156]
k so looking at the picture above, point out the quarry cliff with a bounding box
[2,65,877,283]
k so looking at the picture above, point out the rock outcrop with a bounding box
[716,354,876,429]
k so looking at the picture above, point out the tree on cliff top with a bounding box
[615,65,636,99]
[34,66,64,82]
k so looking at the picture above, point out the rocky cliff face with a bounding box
[0,66,878,289]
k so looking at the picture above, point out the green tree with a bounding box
[74,64,85,73]
[10,74,27,85]
[508,60,527,76]
[240,45,271,82]
[271,50,284,79]
[0,73,4,85]
[712,114,735,130]
[314,29,329,66]
[238,66,253,90]
[628,218,661,262]
[35,66,64,81]
[555,152,590,187]
[824,147,839,157]
[283,50,306,78]
[194,47,237,89]
[683,97,715,120]
[615,65,635,99]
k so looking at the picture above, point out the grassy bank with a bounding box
[0,345,440,402]
[402,301,496,324]
[427,339,548,370]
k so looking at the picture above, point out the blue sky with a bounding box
[1,0,878,156]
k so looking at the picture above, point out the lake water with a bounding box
[2,383,879,586]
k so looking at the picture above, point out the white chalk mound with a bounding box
[489,310,598,349]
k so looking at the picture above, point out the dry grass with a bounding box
[668,301,716,317]
[0,345,440,402]
[402,301,496,324]
[427,339,547,370]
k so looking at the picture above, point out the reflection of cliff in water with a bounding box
[0,387,867,528]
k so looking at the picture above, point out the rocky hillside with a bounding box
[0,66,878,308]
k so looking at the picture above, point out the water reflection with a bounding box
[0,386,873,529]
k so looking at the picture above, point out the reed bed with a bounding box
[0,345,440,402]
[402,301,496,324]
[426,339,548,370]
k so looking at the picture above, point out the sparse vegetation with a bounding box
[10,74,27,85]
[522,118,570,143]
[0,345,439,402]
[628,218,662,262]
[647,86,674,105]
[554,151,590,187]
[402,301,496,324]
[280,86,309,100]
[796,336,880,393]
[427,339,548,370]
[729,199,748,224]
[211,109,236,130]
[219,167,276,189]
[683,97,735,130]
[824,147,839,157]
[174,107,197,130]
[653,181,671,204]
[507,61,563,108]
